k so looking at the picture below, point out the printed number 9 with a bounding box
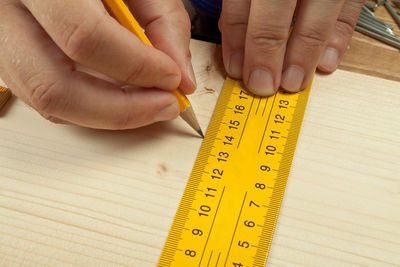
[192,229,203,236]
[260,165,270,172]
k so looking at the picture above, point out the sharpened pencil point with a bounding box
[179,107,203,138]
[197,129,205,139]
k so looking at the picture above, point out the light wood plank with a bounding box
[0,39,399,266]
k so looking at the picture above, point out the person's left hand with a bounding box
[219,0,364,96]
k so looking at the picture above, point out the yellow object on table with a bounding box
[0,86,11,111]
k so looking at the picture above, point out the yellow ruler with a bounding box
[159,78,312,266]
[0,86,11,111]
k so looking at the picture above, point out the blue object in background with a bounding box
[186,0,222,43]
[190,0,222,18]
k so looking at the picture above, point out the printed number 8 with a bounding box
[185,250,196,257]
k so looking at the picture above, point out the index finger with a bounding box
[127,0,196,94]
[20,0,181,90]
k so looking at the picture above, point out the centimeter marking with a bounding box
[159,77,312,267]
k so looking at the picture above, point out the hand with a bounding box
[0,0,195,129]
[219,0,364,96]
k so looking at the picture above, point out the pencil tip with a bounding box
[197,129,205,139]
[179,107,204,138]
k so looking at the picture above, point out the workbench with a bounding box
[0,6,399,267]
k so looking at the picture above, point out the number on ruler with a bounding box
[238,240,250,248]
[244,220,255,227]
[234,105,245,114]
[205,187,216,198]
[270,130,280,140]
[279,99,290,109]
[192,228,203,236]
[238,89,249,100]
[249,200,260,207]
[260,165,270,172]
[265,145,276,156]
[229,120,240,130]
[198,205,211,217]
[211,168,223,179]
[185,250,196,257]
[274,114,285,124]
[223,136,234,146]
[255,183,266,190]
[217,151,229,162]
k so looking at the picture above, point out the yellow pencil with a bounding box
[104,0,203,138]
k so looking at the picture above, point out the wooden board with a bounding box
[0,39,399,266]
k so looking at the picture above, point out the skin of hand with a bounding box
[219,0,365,96]
[0,0,195,129]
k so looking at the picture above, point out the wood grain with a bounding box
[0,39,399,266]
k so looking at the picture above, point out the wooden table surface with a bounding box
[0,4,400,267]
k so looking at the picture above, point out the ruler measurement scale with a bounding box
[159,78,312,267]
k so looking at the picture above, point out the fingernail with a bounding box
[154,101,180,122]
[228,52,243,78]
[186,58,197,89]
[247,68,274,96]
[319,47,339,72]
[157,74,181,90]
[281,65,305,92]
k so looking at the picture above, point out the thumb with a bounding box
[21,0,182,90]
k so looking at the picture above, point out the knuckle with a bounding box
[222,20,248,34]
[249,27,289,53]
[295,29,327,49]
[332,0,364,44]
[336,19,356,37]
[221,12,248,28]
[112,91,133,129]
[63,16,103,62]
[220,8,248,32]
[29,77,64,115]
[147,3,191,34]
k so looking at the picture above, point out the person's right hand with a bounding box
[0,0,195,129]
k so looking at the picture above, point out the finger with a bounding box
[243,0,297,96]
[20,0,181,91]
[219,0,251,79]
[318,0,364,73]
[0,2,179,129]
[33,73,180,129]
[127,0,196,94]
[40,114,70,124]
[281,0,345,92]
